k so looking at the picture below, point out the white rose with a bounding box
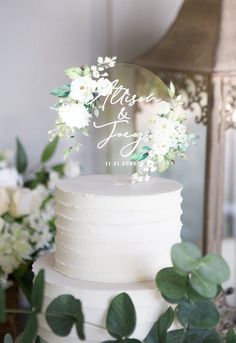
[0,188,10,216]
[0,168,22,188]
[153,117,175,135]
[155,101,171,115]
[152,134,171,156]
[70,76,96,103]
[64,159,81,178]
[96,78,112,96]
[9,188,41,218]
[59,103,92,130]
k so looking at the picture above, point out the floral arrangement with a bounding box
[131,83,198,183]
[50,57,197,182]
[49,56,117,157]
[1,242,235,343]
[0,138,80,287]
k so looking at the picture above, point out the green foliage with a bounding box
[41,135,59,163]
[226,329,236,343]
[155,242,230,342]
[197,254,230,285]
[175,301,219,329]
[0,284,6,323]
[189,272,217,298]
[156,267,187,300]
[52,163,65,176]
[0,242,231,343]
[170,243,230,298]
[16,137,28,173]
[158,157,171,173]
[50,84,70,97]
[145,307,174,343]
[106,293,136,340]
[65,67,83,79]
[20,311,38,343]
[32,269,45,312]
[3,334,14,343]
[168,82,175,98]
[46,294,85,339]
[131,151,149,162]
[171,242,201,273]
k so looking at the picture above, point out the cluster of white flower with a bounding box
[131,84,198,183]
[0,157,81,285]
[50,56,117,152]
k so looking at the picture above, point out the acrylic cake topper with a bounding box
[49,57,197,183]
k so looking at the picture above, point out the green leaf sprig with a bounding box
[103,293,141,343]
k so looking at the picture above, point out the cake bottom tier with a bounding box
[33,253,169,343]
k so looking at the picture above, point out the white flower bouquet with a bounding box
[131,83,198,183]
[49,56,117,157]
[0,138,80,287]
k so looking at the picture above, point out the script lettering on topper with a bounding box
[90,79,158,157]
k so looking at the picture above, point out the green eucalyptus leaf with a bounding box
[197,254,230,285]
[142,146,152,151]
[3,334,14,343]
[158,158,171,173]
[125,340,142,343]
[46,295,84,339]
[52,163,65,176]
[41,136,59,163]
[106,293,136,339]
[50,102,62,111]
[32,270,45,312]
[83,66,91,76]
[187,284,213,302]
[189,272,218,298]
[131,152,149,162]
[162,293,186,305]
[175,301,220,329]
[20,311,38,343]
[16,137,28,173]
[145,307,174,343]
[157,307,174,343]
[50,84,70,97]
[169,82,175,98]
[181,328,223,343]
[202,333,223,343]
[0,284,5,323]
[65,67,83,79]
[171,242,202,273]
[156,267,187,300]
[226,328,236,343]
[166,329,184,343]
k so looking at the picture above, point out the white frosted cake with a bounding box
[34,174,183,343]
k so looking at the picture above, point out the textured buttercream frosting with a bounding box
[34,254,169,343]
[55,174,183,283]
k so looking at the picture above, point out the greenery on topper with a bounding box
[0,243,235,343]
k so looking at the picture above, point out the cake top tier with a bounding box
[56,174,182,197]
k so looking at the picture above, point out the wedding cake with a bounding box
[33,174,183,343]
